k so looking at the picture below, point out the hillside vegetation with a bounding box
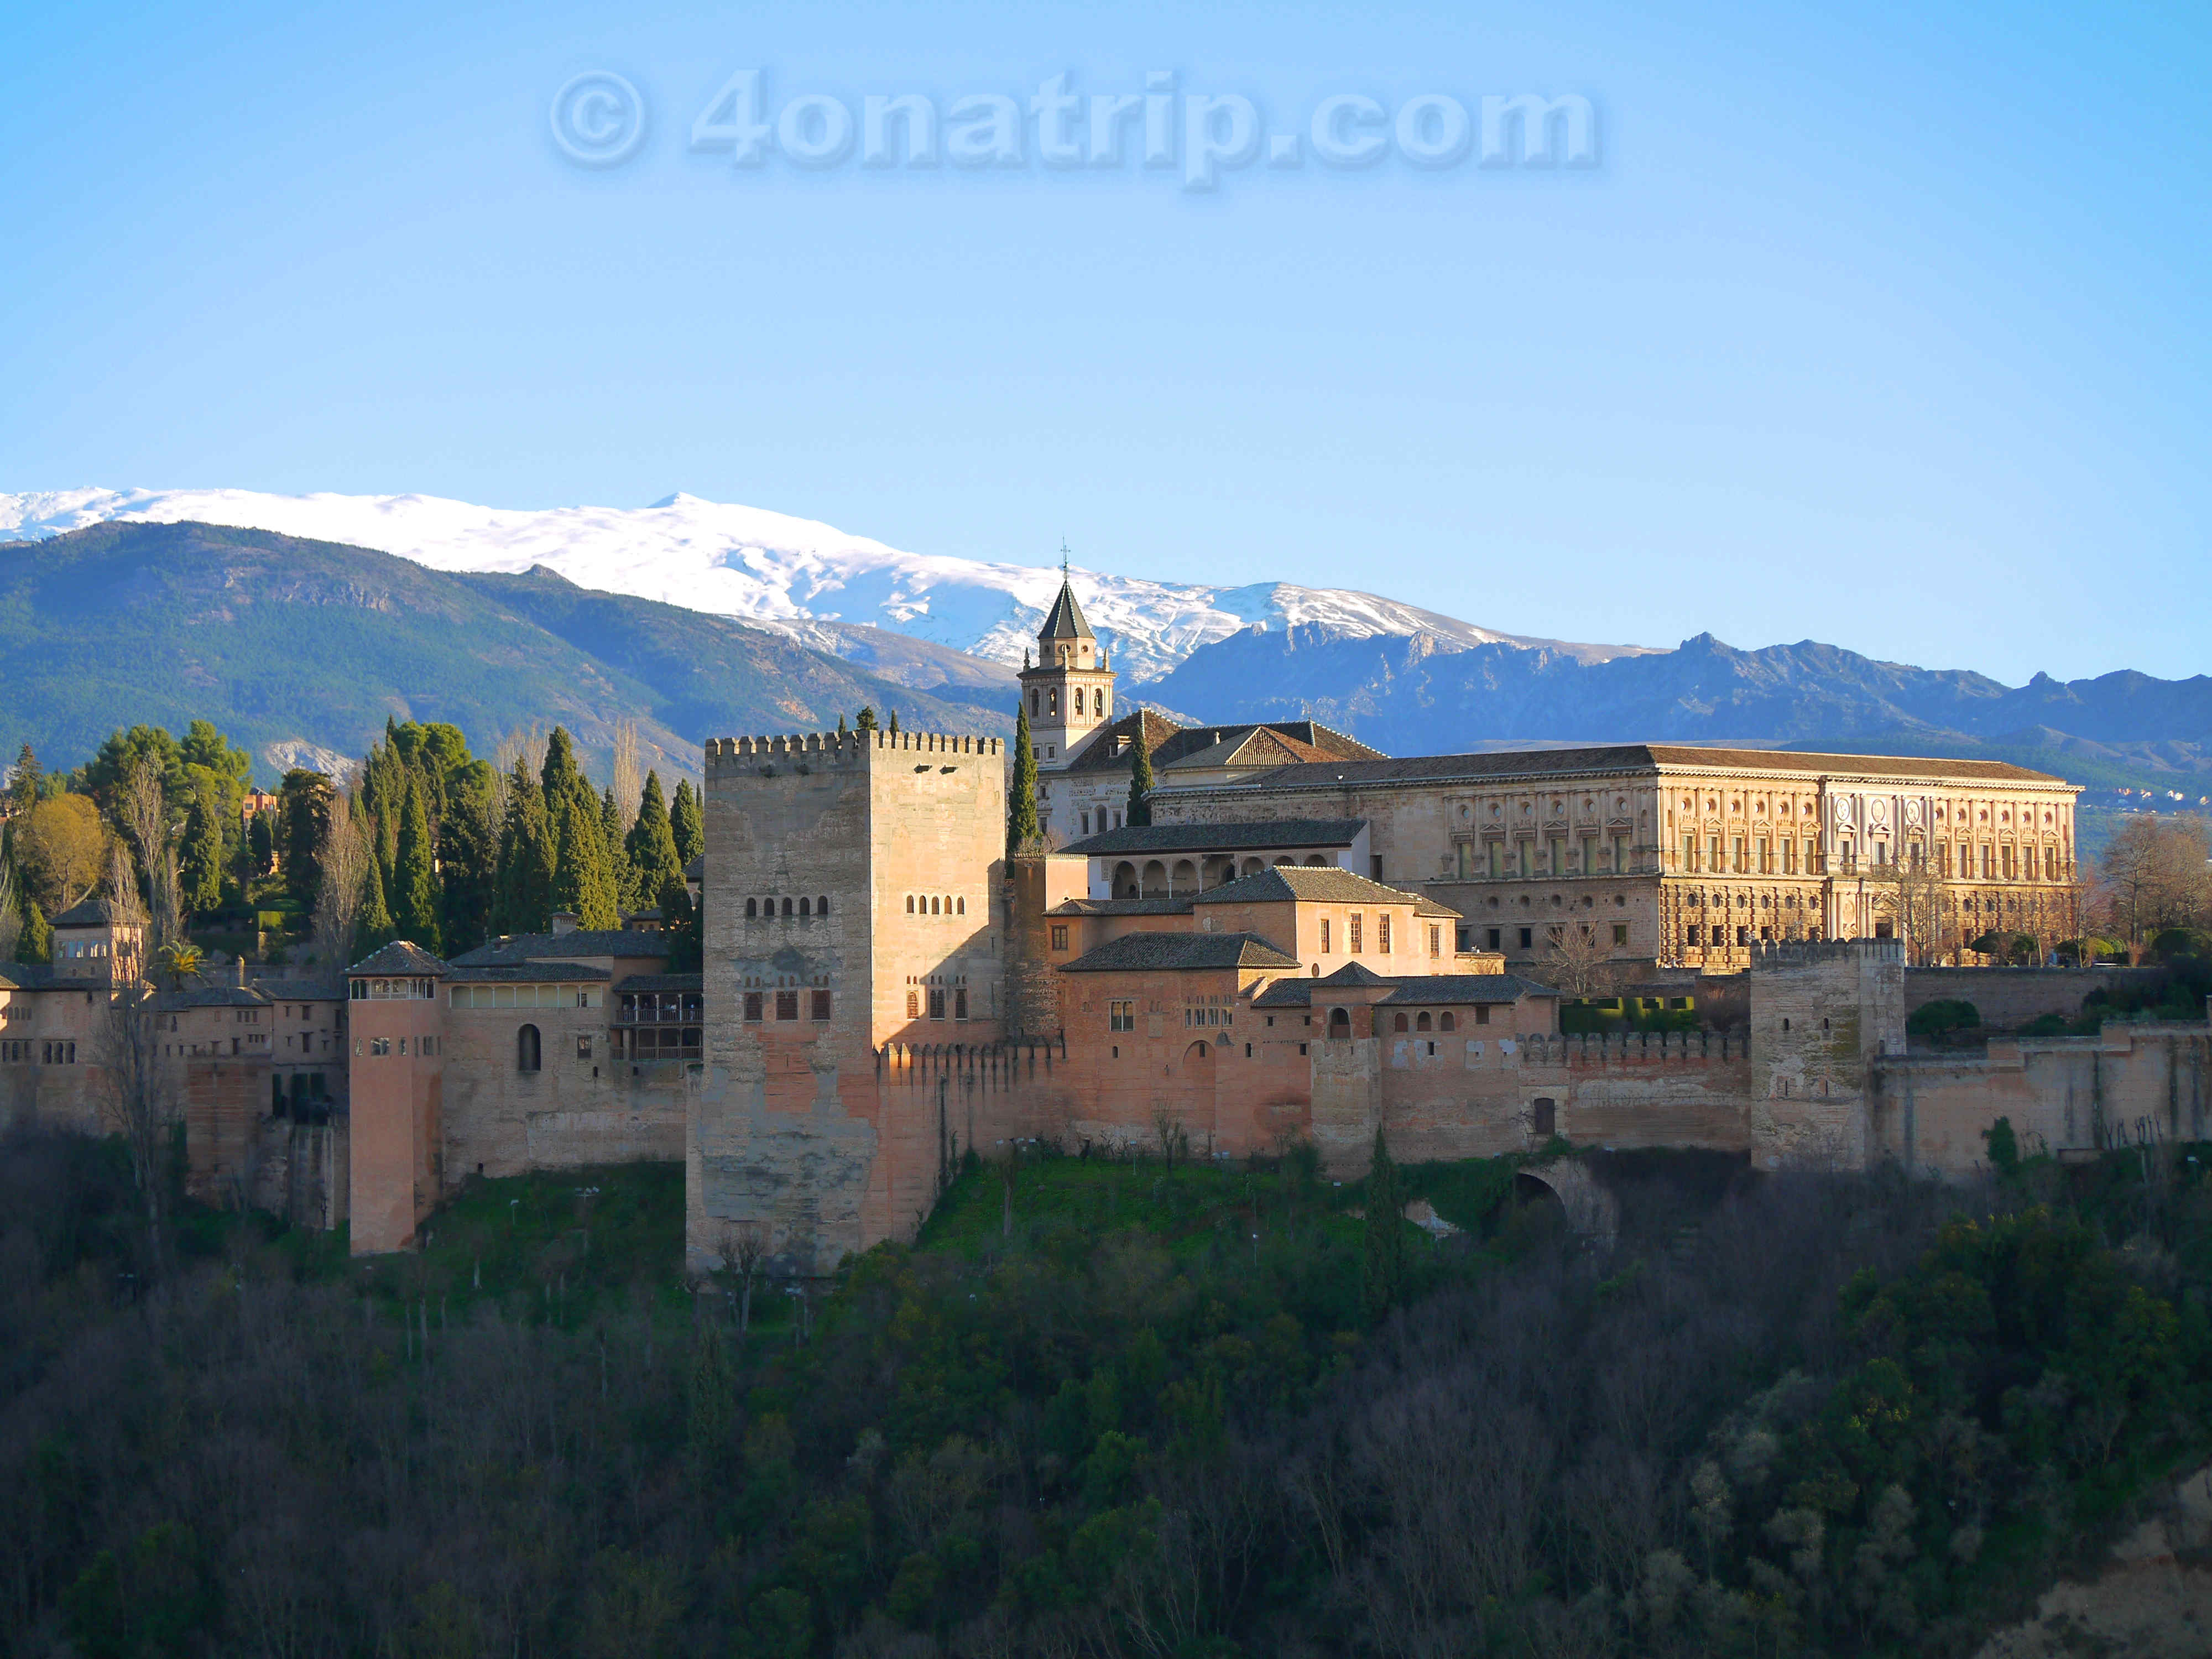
[0,523,1010,781]
[2,1131,2206,1658]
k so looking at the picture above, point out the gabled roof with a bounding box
[1158,724,1383,773]
[1045,896,1196,916]
[153,985,268,1011]
[446,961,609,984]
[1195,742,2068,794]
[1058,818,1366,857]
[1188,865,1460,916]
[1253,972,1556,1009]
[1315,961,1389,987]
[251,976,344,1001]
[1058,932,1301,973]
[348,940,449,977]
[0,963,62,990]
[1065,710,1184,773]
[448,930,671,968]
[51,897,134,930]
[1038,579,1096,642]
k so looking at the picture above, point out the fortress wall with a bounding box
[1903,966,2169,1030]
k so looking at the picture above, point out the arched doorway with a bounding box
[1113,860,1139,898]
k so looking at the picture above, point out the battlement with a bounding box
[1527,1030,1750,1067]
[1750,937,1904,969]
[704,729,1003,774]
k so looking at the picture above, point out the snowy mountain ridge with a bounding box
[0,486,1647,684]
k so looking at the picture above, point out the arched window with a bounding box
[1416,1012,1432,1032]
[817,896,828,916]
[1074,688,1084,715]
[782,897,794,917]
[517,1024,541,1072]
[798,896,810,916]
[1392,1013,1408,1032]
[1030,690,1039,714]
[956,896,965,915]
[1048,688,1058,717]
[1439,1012,1455,1032]
[745,897,757,918]
[760,895,774,917]
[906,895,915,913]
[1328,1008,1351,1036]
[930,896,940,915]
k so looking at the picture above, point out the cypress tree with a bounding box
[15,895,51,965]
[353,856,394,960]
[836,713,848,735]
[669,779,705,871]
[179,789,223,917]
[439,769,499,953]
[660,875,701,973]
[600,786,632,910]
[888,708,900,735]
[1126,724,1156,827]
[248,810,275,878]
[393,778,441,952]
[1363,1126,1410,1318]
[495,758,554,936]
[1008,703,1041,856]
[854,706,877,732]
[626,773,683,912]
[552,799,620,930]
[540,727,586,835]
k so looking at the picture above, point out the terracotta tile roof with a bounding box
[1253,972,1556,1008]
[1057,932,1302,973]
[50,897,134,929]
[1058,818,1366,857]
[1188,865,1460,916]
[1064,710,1185,773]
[1199,743,2068,792]
[445,961,610,984]
[448,930,671,967]
[613,973,704,994]
[0,963,64,989]
[1045,897,1196,916]
[347,940,449,977]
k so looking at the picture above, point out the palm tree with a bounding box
[155,940,205,990]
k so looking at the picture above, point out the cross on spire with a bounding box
[1058,538,1071,577]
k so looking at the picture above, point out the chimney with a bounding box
[235,958,247,988]
[551,912,578,935]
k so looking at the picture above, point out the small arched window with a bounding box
[1048,689,1058,717]
[906,895,915,913]
[799,896,811,916]
[1439,1012,1455,1032]
[745,897,758,918]
[817,896,829,916]
[517,1024,541,1073]
[956,896,965,915]
[1030,690,1040,715]
[782,897,794,917]
[1416,1012,1432,1032]
[930,895,940,915]
[1328,1008,1351,1035]
[1392,1013,1408,1032]
[1074,688,1084,715]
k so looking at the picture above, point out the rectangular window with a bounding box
[1349,914,1363,953]
[1050,924,1069,952]
[905,990,920,1019]
[927,988,945,1020]
[1683,834,1698,872]
[744,992,764,1022]
[1758,837,1772,873]
[1488,842,1502,878]
[776,990,800,1021]
[1319,919,1332,953]
[1486,927,1501,951]
[1475,1005,1491,1025]
[1731,836,1745,873]
[1612,834,1627,872]
[1613,923,1628,946]
[810,989,832,1020]
[1428,925,1441,957]
[576,1034,592,1060]
[1580,834,1596,874]
[1808,838,1822,875]
[1709,835,1723,872]
[1737,926,1750,946]
[1687,925,1702,946]
[2002,845,2016,880]
[1518,927,1533,950]
[1378,914,1390,954]
[1109,999,1134,1033]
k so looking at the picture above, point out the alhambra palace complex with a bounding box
[3,581,2206,1270]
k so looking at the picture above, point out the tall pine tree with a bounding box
[1008,703,1041,857]
[1362,1126,1410,1318]
[179,787,224,917]
[14,893,51,966]
[439,768,499,952]
[1126,724,1156,827]
[551,798,620,930]
[625,773,684,911]
[353,856,394,960]
[393,778,442,953]
[495,757,555,936]
[669,779,705,871]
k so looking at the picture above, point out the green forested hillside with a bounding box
[0,523,1012,781]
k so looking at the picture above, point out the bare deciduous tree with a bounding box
[1538,921,1615,997]
[94,986,180,1274]
[0,854,19,959]
[117,756,183,950]
[2098,813,2212,957]
[715,1223,767,1332]
[1858,845,1951,964]
[312,792,371,968]
[611,720,642,825]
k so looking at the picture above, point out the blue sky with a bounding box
[3,0,2205,683]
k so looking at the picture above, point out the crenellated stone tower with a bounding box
[688,727,1008,1276]
[1746,937,1905,1168]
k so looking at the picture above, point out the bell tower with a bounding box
[1016,543,1115,771]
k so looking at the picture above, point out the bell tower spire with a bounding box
[1016,543,1117,808]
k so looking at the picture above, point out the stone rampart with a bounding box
[1903,966,2169,1030]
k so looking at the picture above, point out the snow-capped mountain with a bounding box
[0,487,1645,683]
